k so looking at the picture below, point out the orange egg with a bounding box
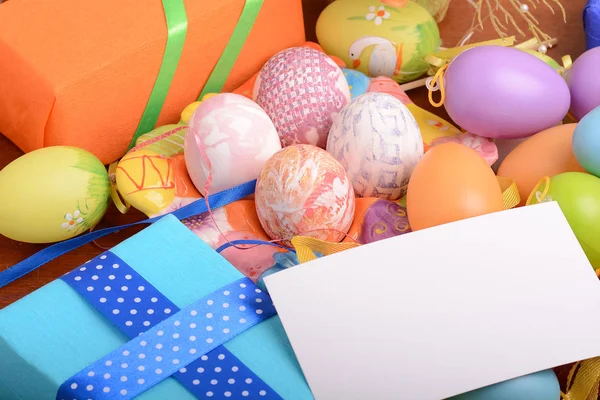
[497,124,586,206]
[407,142,503,231]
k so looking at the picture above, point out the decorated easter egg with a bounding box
[327,93,423,200]
[185,93,282,195]
[342,68,371,98]
[0,146,110,243]
[443,46,570,139]
[253,47,351,149]
[573,105,600,177]
[115,148,201,217]
[133,95,220,158]
[349,74,498,165]
[565,47,600,120]
[429,133,498,166]
[255,144,356,244]
[346,198,411,244]
[316,0,440,83]
[449,369,560,400]
[498,124,585,206]
[134,124,186,157]
[530,172,600,269]
[407,142,503,230]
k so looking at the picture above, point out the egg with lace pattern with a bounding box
[255,145,356,245]
[253,47,351,149]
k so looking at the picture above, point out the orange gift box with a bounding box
[0,0,305,164]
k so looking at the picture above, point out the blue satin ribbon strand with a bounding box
[215,240,296,254]
[585,0,600,49]
[0,180,256,289]
[57,251,280,399]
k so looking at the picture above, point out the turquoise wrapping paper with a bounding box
[0,215,312,399]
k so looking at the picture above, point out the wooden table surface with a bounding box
[0,0,588,306]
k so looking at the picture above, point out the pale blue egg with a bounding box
[573,105,600,177]
[447,369,560,400]
[341,68,370,98]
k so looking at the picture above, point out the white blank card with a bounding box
[265,202,600,400]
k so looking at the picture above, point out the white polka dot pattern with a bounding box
[58,252,280,399]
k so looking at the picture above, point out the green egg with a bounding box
[530,172,600,268]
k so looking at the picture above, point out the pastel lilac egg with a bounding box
[184,93,281,195]
[253,47,351,149]
[565,47,600,120]
[444,46,570,139]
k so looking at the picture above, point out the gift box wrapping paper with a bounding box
[0,215,312,399]
[0,0,305,164]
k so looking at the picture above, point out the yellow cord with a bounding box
[526,176,550,206]
[428,64,448,108]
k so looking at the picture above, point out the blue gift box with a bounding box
[0,215,313,400]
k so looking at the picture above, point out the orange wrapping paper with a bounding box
[0,0,305,164]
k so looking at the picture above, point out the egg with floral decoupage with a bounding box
[184,93,282,195]
[0,146,110,243]
[327,92,423,200]
[253,47,351,149]
[255,145,356,245]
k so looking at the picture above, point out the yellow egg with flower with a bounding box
[0,147,110,243]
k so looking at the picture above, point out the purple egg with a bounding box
[443,46,570,139]
[565,47,600,120]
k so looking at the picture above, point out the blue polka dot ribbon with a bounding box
[57,251,281,399]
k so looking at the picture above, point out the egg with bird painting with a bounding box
[317,0,440,83]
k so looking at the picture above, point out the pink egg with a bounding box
[184,93,282,195]
[255,144,355,244]
[253,47,351,149]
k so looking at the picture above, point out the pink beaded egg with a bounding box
[255,144,355,244]
[184,93,282,195]
[253,47,351,149]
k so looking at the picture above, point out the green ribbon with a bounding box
[198,0,264,98]
[127,0,264,150]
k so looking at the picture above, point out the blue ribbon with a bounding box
[584,0,600,50]
[0,180,256,289]
[58,251,280,399]
[215,240,296,254]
